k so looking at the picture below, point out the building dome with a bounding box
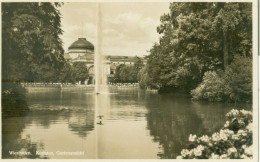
[68,38,94,50]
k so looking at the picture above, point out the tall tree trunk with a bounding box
[223,30,229,70]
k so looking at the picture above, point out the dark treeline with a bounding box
[110,57,144,84]
[2,3,65,117]
[138,2,252,103]
[59,62,89,84]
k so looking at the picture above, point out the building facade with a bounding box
[64,38,146,84]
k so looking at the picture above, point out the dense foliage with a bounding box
[191,71,226,102]
[2,3,64,117]
[138,65,151,89]
[140,2,252,97]
[2,2,65,83]
[111,57,144,84]
[72,62,89,84]
[2,83,29,118]
[191,56,252,102]
[224,56,252,102]
[58,62,74,83]
[176,109,252,159]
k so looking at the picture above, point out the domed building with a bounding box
[68,38,94,58]
[64,37,146,85]
[64,38,96,84]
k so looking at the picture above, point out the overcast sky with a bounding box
[59,2,169,56]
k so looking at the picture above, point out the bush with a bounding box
[2,82,29,118]
[176,109,253,159]
[191,71,227,101]
[191,56,252,102]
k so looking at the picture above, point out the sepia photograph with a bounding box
[1,0,258,161]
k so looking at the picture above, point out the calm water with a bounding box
[2,87,251,159]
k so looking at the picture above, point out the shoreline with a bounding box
[23,83,141,89]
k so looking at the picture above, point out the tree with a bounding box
[113,59,144,84]
[224,55,252,102]
[59,62,74,84]
[72,62,89,84]
[212,3,252,69]
[2,2,64,83]
[145,2,252,93]
[2,3,64,117]
[131,56,144,83]
[138,65,152,89]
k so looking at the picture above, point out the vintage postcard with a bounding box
[1,0,258,161]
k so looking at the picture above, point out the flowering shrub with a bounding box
[191,71,227,102]
[191,56,252,102]
[177,109,253,159]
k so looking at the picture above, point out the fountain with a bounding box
[94,4,103,158]
[95,3,108,94]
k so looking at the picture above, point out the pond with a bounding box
[2,87,251,159]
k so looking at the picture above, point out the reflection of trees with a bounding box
[2,109,95,158]
[2,89,96,159]
[2,118,46,159]
[145,94,237,159]
[24,109,95,138]
[26,89,96,137]
[25,110,67,129]
[68,111,94,137]
[191,102,252,134]
[145,94,202,158]
[28,110,95,137]
[108,89,148,119]
[191,102,231,133]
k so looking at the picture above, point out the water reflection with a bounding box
[2,89,96,159]
[68,111,94,137]
[95,88,159,159]
[2,117,46,159]
[145,93,251,159]
[2,88,251,159]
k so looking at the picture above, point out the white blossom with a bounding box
[231,134,239,140]
[177,109,253,159]
[246,123,252,132]
[227,147,237,155]
[226,109,239,117]
[237,130,247,136]
[238,119,245,125]
[193,145,205,157]
[198,135,210,143]
[210,153,220,159]
[240,109,252,116]
[189,134,197,142]
[220,154,228,159]
[242,145,247,149]
[224,121,230,127]
[181,149,190,157]
[212,132,220,142]
[221,129,234,135]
